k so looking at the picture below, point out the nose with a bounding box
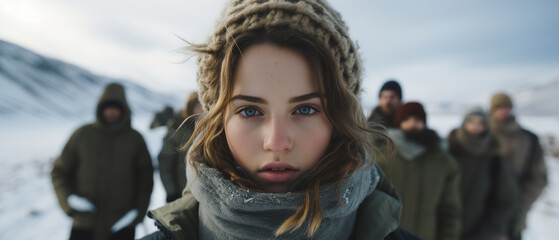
[263,116,292,153]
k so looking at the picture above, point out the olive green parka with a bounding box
[51,83,154,240]
[379,129,462,240]
[489,117,548,232]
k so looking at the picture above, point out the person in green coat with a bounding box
[51,83,154,240]
[489,93,548,240]
[448,106,520,240]
[158,92,204,202]
[379,102,462,240]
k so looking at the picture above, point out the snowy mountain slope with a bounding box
[512,79,559,116]
[0,39,180,119]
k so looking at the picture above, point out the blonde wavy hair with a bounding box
[184,29,390,237]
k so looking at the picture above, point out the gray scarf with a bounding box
[186,161,380,240]
[388,129,426,160]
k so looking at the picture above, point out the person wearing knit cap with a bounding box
[378,101,462,240]
[368,79,403,128]
[447,106,520,240]
[141,1,420,240]
[489,92,548,240]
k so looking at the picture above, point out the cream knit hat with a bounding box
[195,0,361,111]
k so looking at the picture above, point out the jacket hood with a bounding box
[95,83,131,128]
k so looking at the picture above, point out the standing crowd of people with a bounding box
[370,80,548,240]
[49,0,549,239]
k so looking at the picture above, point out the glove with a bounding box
[67,194,96,212]
[111,209,139,233]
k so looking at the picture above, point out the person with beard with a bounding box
[448,106,520,240]
[489,93,548,240]
[51,83,154,240]
[379,101,461,240]
[367,80,402,128]
[158,91,204,203]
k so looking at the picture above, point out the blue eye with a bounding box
[294,106,317,115]
[239,107,261,117]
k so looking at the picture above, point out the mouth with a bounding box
[258,163,297,183]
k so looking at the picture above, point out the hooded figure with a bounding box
[448,106,520,240]
[378,102,462,240]
[489,93,547,239]
[51,83,154,240]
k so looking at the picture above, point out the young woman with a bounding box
[142,1,418,239]
[448,106,520,240]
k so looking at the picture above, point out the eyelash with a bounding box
[237,106,262,118]
[236,105,320,119]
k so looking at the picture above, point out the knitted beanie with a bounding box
[394,102,426,127]
[379,80,402,100]
[490,92,513,112]
[462,105,487,125]
[195,0,361,111]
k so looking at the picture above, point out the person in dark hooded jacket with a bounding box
[378,102,462,240]
[51,83,154,240]
[158,92,204,202]
[448,106,520,240]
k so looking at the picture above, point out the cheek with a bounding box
[297,118,332,161]
[225,118,260,163]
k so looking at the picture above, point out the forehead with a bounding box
[380,90,398,98]
[466,115,485,122]
[231,43,317,97]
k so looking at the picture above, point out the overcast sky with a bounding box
[2,0,559,109]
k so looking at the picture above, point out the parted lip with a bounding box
[258,162,296,172]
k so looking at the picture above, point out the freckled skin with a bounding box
[224,44,332,193]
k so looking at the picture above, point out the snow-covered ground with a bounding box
[0,114,558,239]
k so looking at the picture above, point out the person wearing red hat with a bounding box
[378,101,462,240]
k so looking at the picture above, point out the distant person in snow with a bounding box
[489,92,548,240]
[378,101,462,240]
[367,80,403,129]
[51,83,154,240]
[158,91,204,203]
[448,106,520,240]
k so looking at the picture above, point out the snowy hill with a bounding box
[513,79,559,116]
[0,39,180,120]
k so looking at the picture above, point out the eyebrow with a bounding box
[289,92,321,103]
[229,92,321,104]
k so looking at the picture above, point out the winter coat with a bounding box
[379,129,462,240]
[489,117,548,231]
[158,114,196,202]
[51,83,154,240]
[368,106,396,129]
[447,128,520,240]
[139,167,420,240]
